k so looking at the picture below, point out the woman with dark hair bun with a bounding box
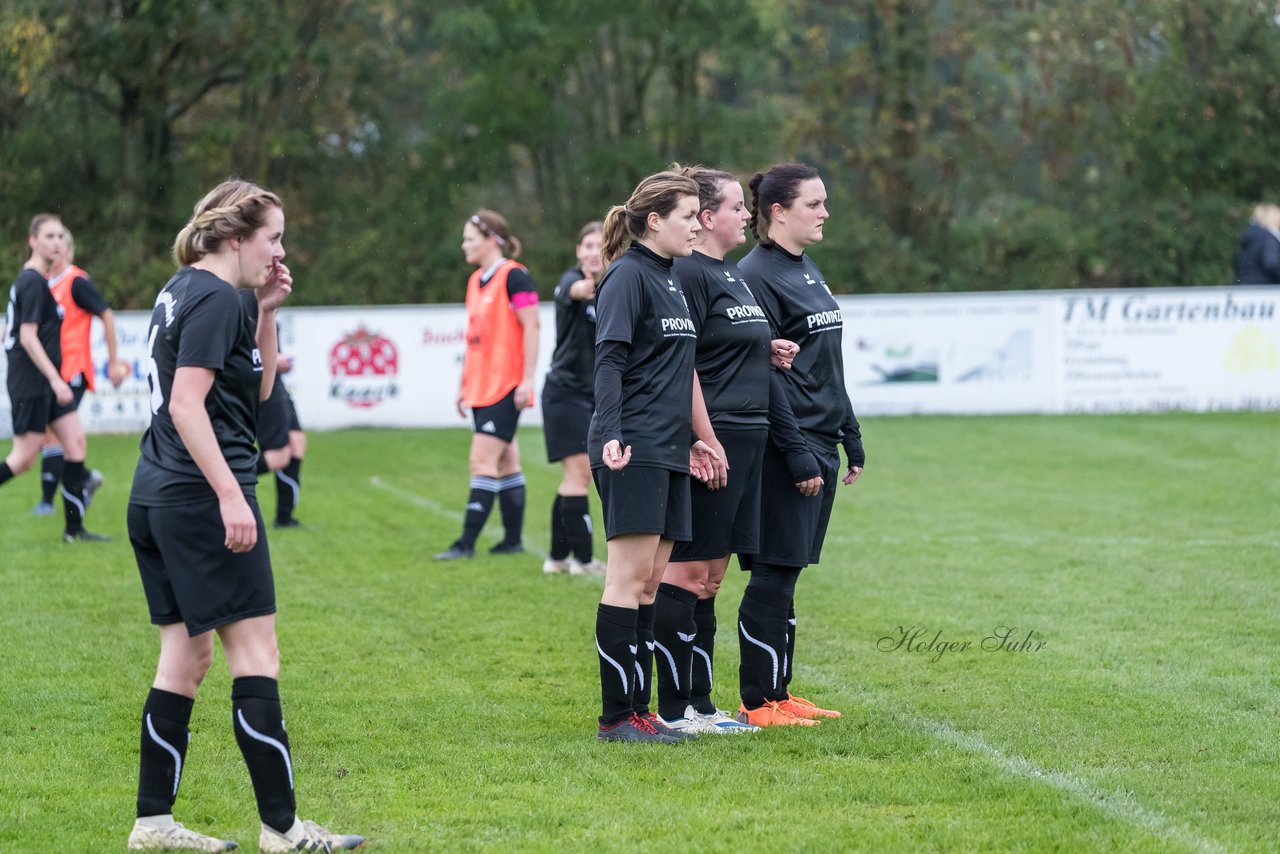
[435,209,540,561]
[589,170,720,743]
[734,163,865,728]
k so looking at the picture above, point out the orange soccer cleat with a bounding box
[737,701,820,727]
[779,694,842,719]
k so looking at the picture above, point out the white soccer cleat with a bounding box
[569,558,606,576]
[259,818,365,852]
[694,706,760,733]
[542,557,570,574]
[127,818,238,852]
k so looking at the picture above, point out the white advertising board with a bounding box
[2,287,1276,437]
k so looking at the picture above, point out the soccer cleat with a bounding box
[596,712,681,744]
[782,694,842,718]
[31,501,55,516]
[273,518,303,529]
[694,707,760,733]
[127,819,238,852]
[488,539,524,555]
[84,468,105,507]
[737,701,820,727]
[259,818,365,852]
[63,528,111,543]
[568,558,606,576]
[434,542,475,561]
[542,557,570,574]
[655,707,713,736]
[643,712,698,740]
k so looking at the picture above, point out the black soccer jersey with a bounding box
[3,267,63,398]
[544,266,597,397]
[588,242,697,472]
[130,268,263,505]
[674,251,771,429]
[739,242,861,458]
[69,276,110,316]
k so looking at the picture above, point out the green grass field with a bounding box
[1,413,1277,852]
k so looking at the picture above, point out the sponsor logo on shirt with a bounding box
[725,304,768,323]
[806,309,843,331]
[661,316,697,337]
[328,325,400,409]
[803,272,833,295]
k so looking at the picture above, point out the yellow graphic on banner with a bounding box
[1224,327,1278,373]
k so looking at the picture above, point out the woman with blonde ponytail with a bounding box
[125,180,364,852]
[587,171,721,743]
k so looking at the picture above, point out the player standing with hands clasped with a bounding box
[125,180,364,852]
[589,171,721,743]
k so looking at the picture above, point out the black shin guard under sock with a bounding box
[275,457,301,523]
[633,603,656,716]
[596,604,638,725]
[496,473,526,544]
[690,596,718,714]
[737,586,791,709]
[459,478,498,548]
[61,460,87,533]
[41,449,64,503]
[136,688,195,818]
[653,583,698,720]
[231,676,296,834]
[549,495,569,560]
[560,495,593,563]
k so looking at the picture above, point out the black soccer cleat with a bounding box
[488,540,525,555]
[273,518,303,529]
[434,542,475,561]
[63,529,111,543]
[597,713,682,744]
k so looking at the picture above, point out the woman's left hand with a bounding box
[770,338,799,370]
[843,465,863,485]
[257,261,293,311]
[689,440,722,485]
[514,382,535,410]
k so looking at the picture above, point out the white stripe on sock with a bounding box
[145,714,183,797]
[60,484,86,519]
[693,646,713,689]
[595,637,628,694]
[653,640,680,691]
[275,471,300,506]
[235,708,294,789]
[738,621,779,690]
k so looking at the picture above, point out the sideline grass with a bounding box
[1,413,1277,852]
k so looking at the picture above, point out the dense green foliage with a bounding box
[3,1,1280,306]
[2,415,1278,850]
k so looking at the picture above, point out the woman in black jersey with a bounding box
[651,165,817,734]
[125,180,363,853]
[541,221,606,575]
[590,170,720,744]
[2,213,105,542]
[735,163,865,728]
[435,210,540,561]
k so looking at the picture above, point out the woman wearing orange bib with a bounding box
[435,210,540,560]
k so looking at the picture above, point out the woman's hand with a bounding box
[219,491,258,553]
[697,437,729,490]
[514,381,535,410]
[770,339,799,370]
[843,465,863,485]
[794,475,824,496]
[603,439,631,471]
[689,439,722,485]
[256,261,293,312]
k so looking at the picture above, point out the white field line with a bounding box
[827,532,1279,549]
[368,476,548,559]
[898,710,1230,854]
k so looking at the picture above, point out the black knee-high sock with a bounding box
[458,476,498,548]
[690,596,718,714]
[496,473,525,544]
[738,587,791,709]
[0,462,13,487]
[596,604,638,726]
[61,460,87,534]
[653,583,698,721]
[633,603,656,716]
[255,454,270,476]
[232,676,296,835]
[274,458,302,524]
[549,495,569,560]
[561,495,593,563]
[783,601,797,695]
[41,444,64,503]
[136,688,195,818]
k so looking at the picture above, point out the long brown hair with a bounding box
[173,179,283,267]
[469,209,523,260]
[601,171,700,267]
[748,163,820,245]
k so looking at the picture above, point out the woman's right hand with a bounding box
[456,391,467,419]
[603,439,631,471]
[51,378,73,406]
[794,475,824,496]
[219,491,258,553]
